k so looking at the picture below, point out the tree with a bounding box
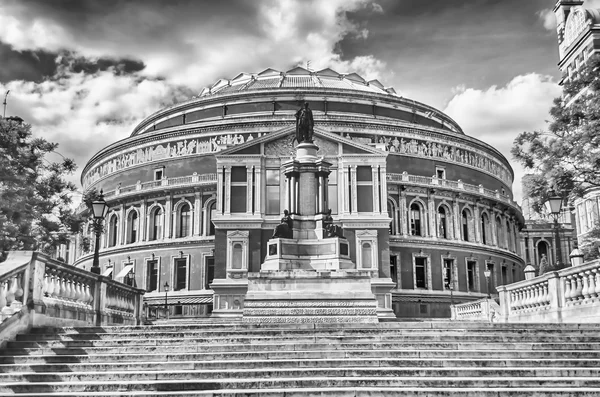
[0,117,80,259]
[512,55,600,206]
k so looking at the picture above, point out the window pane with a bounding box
[231,166,247,182]
[327,185,338,214]
[357,185,373,212]
[356,166,372,181]
[415,257,426,288]
[266,170,280,185]
[266,186,280,215]
[175,259,187,291]
[361,242,372,269]
[205,257,215,290]
[230,186,247,213]
[232,243,243,269]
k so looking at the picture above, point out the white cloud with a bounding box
[0,67,191,197]
[443,74,562,203]
[0,0,386,90]
[537,9,556,31]
[372,3,384,13]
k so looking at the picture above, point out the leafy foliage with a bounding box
[0,118,81,258]
[512,55,600,204]
[512,55,600,260]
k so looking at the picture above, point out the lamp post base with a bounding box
[90,267,101,275]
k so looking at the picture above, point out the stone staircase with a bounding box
[1,321,600,396]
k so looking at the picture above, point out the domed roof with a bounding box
[198,67,397,97]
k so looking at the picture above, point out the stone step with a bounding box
[1,357,598,373]
[5,387,600,397]
[3,341,600,357]
[2,376,600,393]
[11,334,600,348]
[2,366,600,383]
[28,322,600,334]
[2,348,598,365]
[16,329,599,342]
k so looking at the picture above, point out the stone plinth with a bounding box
[262,237,355,272]
[242,270,379,323]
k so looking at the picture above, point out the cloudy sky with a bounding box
[0,0,596,203]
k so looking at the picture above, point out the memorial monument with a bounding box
[242,104,380,323]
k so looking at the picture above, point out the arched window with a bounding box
[538,241,549,266]
[387,201,396,235]
[495,217,503,248]
[361,242,372,269]
[410,203,422,236]
[481,213,489,245]
[149,207,163,241]
[231,243,243,269]
[506,220,512,251]
[462,209,470,242]
[208,201,216,236]
[178,203,191,238]
[108,214,118,247]
[438,206,447,239]
[127,210,138,244]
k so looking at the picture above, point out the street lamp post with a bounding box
[545,192,564,268]
[483,268,491,299]
[90,191,109,275]
[164,282,169,320]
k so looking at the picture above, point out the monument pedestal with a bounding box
[242,270,379,323]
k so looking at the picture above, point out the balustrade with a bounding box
[0,251,144,336]
[495,259,600,323]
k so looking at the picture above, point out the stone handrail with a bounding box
[495,259,600,323]
[451,298,501,322]
[387,172,516,207]
[0,251,145,348]
[76,173,218,213]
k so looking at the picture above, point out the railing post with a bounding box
[30,255,47,323]
[547,271,562,312]
[496,285,509,322]
[94,276,106,326]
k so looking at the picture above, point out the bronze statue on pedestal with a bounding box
[323,209,344,238]
[295,102,314,143]
[272,209,293,239]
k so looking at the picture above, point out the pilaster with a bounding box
[194,192,202,236]
[224,167,231,215]
[350,165,357,214]
[139,199,147,242]
[246,166,253,215]
[165,195,172,240]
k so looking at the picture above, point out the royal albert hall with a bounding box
[73,67,526,319]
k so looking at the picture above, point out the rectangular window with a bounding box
[443,258,454,290]
[230,166,247,213]
[328,171,338,214]
[467,261,476,292]
[356,166,373,212]
[146,260,158,292]
[435,166,446,179]
[511,267,516,283]
[266,170,280,215]
[174,258,187,291]
[390,256,398,287]
[154,168,163,181]
[501,265,507,286]
[205,256,215,290]
[415,257,427,289]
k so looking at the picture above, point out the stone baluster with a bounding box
[581,272,591,300]
[574,275,584,301]
[533,285,542,307]
[564,276,573,303]
[0,280,7,312]
[595,270,600,298]
[6,276,16,307]
[586,270,597,299]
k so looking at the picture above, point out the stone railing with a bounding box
[76,173,217,213]
[451,298,501,322]
[494,259,600,323]
[0,251,145,348]
[387,172,516,208]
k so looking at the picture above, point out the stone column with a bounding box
[427,194,436,237]
[342,167,349,214]
[194,192,202,236]
[298,172,317,216]
[246,166,253,215]
[527,235,535,265]
[372,166,380,214]
[399,193,408,236]
[119,205,125,245]
[255,166,262,214]
[165,195,172,240]
[380,166,388,215]
[474,204,481,243]
[453,199,461,240]
[216,167,223,215]
[350,166,357,214]
[224,167,231,215]
[140,199,147,242]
